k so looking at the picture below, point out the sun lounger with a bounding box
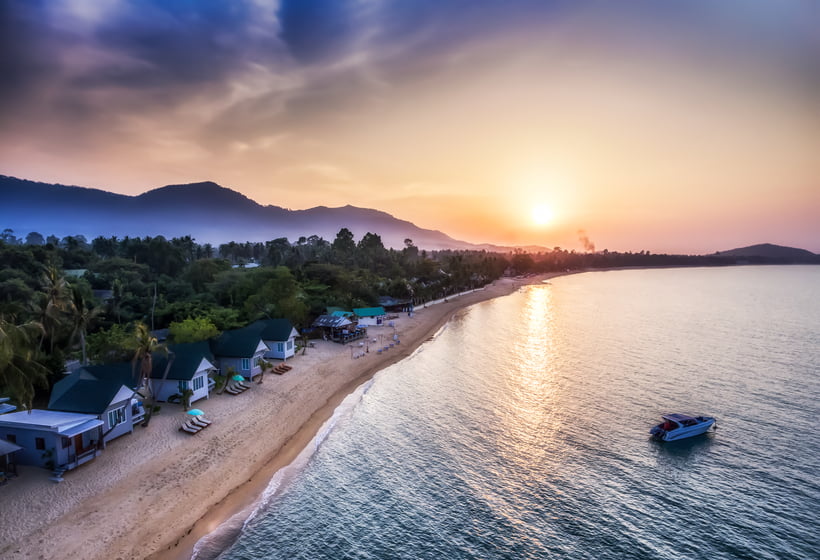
[225,382,245,394]
[179,421,202,434]
[191,417,211,428]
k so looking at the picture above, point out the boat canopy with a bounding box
[662,413,697,422]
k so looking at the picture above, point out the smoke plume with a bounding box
[577,229,595,253]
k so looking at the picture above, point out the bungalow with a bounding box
[48,363,144,445]
[248,319,299,360]
[210,326,269,381]
[0,410,103,471]
[353,306,387,326]
[150,341,216,404]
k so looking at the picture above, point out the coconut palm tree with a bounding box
[67,285,102,365]
[0,316,49,410]
[35,265,72,353]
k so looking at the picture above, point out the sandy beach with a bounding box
[0,274,560,560]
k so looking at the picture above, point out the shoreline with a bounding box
[154,276,554,560]
[0,273,564,560]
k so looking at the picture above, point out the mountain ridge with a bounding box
[0,175,509,251]
[2,175,817,258]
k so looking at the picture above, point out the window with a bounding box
[277,343,284,352]
[287,340,293,350]
[193,376,204,391]
[61,436,71,449]
[108,405,127,428]
[241,358,250,371]
[6,434,16,444]
[35,437,45,450]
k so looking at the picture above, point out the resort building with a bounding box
[48,363,145,445]
[210,326,269,381]
[312,314,367,343]
[0,410,103,471]
[248,319,299,360]
[150,341,216,404]
[353,306,387,326]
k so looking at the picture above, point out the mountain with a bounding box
[713,243,819,263]
[0,175,506,251]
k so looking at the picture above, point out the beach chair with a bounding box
[179,420,202,434]
[225,383,243,395]
[190,417,211,428]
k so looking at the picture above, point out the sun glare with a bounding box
[531,204,554,226]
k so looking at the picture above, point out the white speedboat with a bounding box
[649,413,716,442]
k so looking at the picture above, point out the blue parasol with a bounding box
[186,408,204,416]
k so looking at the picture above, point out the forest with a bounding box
[0,225,750,410]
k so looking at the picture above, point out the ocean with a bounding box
[205,266,820,560]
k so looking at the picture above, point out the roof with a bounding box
[210,326,268,358]
[330,310,354,318]
[353,307,386,317]
[49,363,138,415]
[0,410,102,434]
[0,403,17,415]
[247,319,298,342]
[0,439,22,455]
[378,296,411,307]
[151,341,215,381]
[662,413,697,422]
[312,315,352,328]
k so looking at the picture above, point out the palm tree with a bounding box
[0,316,49,410]
[131,322,165,426]
[257,359,272,384]
[67,286,102,365]
[35,265,71,353]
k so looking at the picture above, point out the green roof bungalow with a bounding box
[149,341,217,404]
[0,409,103,471]
[247,319,299,361]
[210,326,269,381]
[353,306,387,326]
[48,363,144,446]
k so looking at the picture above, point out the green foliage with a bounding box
[168,317,220,343]
[1,228,518,406]
[0,317,49,410]
[86,323,138,364]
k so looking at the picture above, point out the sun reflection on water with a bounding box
[497,286,564,468]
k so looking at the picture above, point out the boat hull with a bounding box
[650,416,716,442]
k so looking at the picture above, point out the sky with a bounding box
[1,0,818,254]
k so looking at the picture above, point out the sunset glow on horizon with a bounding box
[1,1,817,253]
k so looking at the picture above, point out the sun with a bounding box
[531,204,554,226]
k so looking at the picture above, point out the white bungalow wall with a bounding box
[150,358,214,404]
[263,329,298,360]
[101,385,136,444]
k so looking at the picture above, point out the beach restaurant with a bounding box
[312,314,368,343]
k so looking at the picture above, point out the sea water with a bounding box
[213,266,820,560]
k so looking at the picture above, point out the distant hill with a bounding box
[713,243,819,263]
[0,175,516,251]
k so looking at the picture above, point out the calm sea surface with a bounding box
[210,266,820,560]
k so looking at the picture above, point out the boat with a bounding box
[649,413,716,442]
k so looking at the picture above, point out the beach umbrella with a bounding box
[232,374,245,381]
[187,409,204,416]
